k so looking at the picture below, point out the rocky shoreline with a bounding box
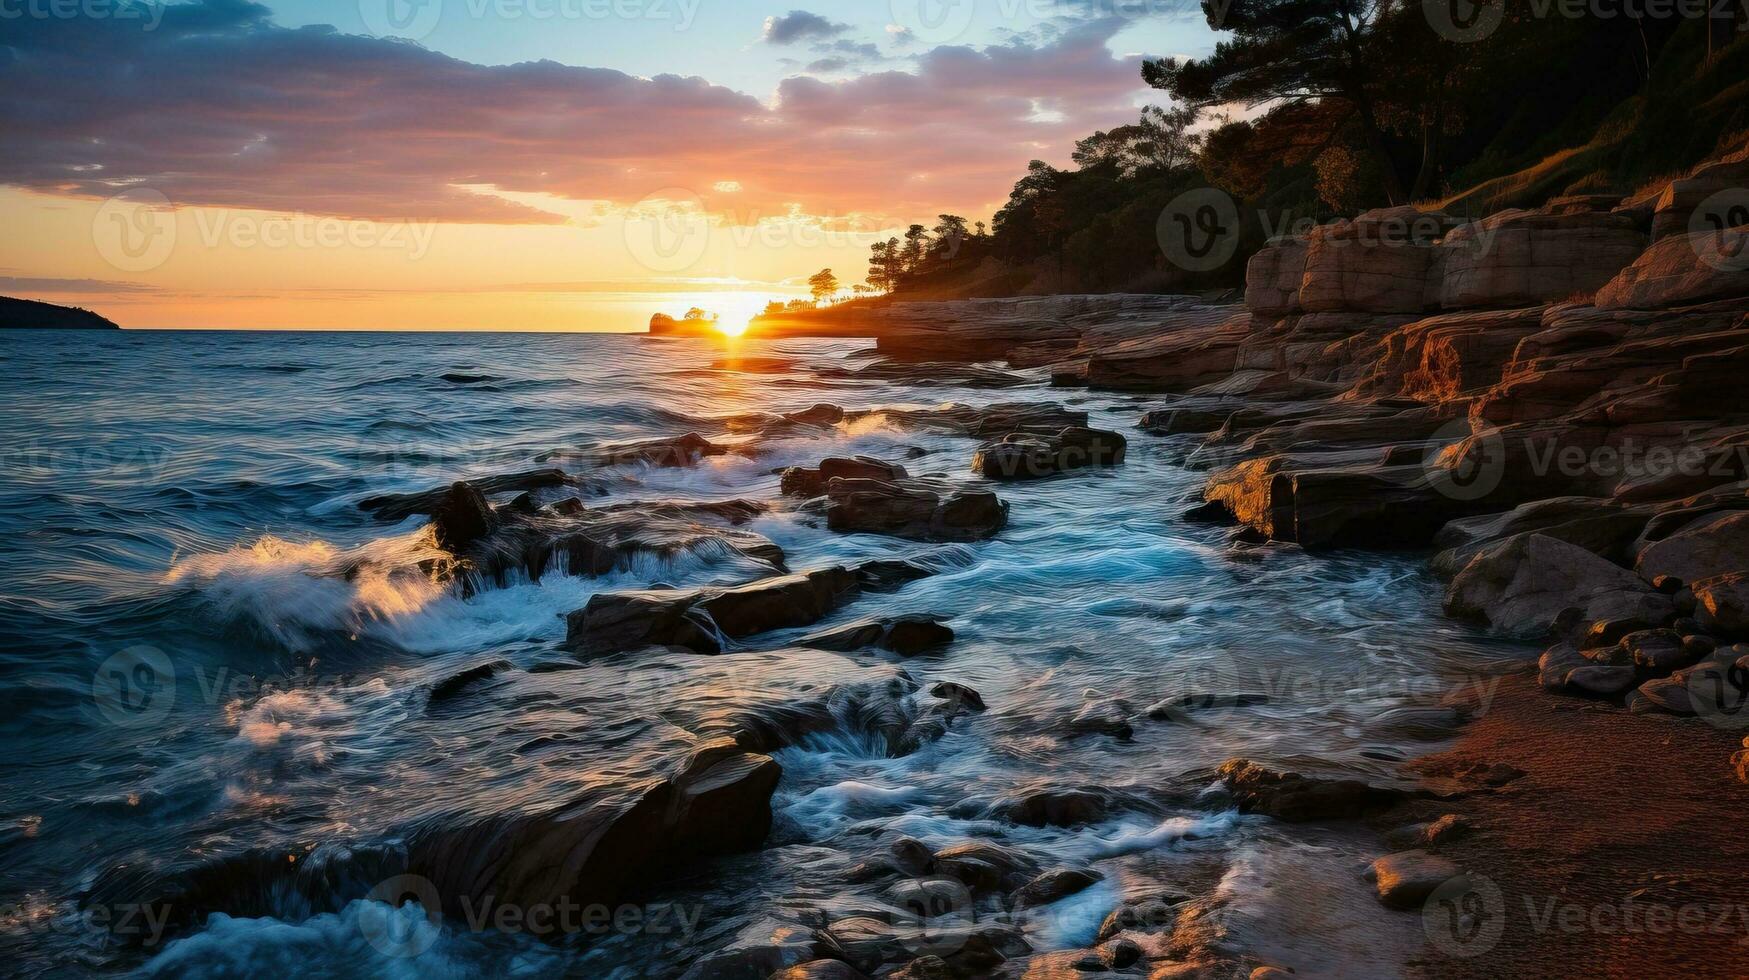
[86,153,1749,977]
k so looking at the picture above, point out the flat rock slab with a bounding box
[1370,850,1462,910]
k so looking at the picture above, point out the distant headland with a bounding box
[0,296,120,330]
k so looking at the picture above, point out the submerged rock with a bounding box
[970,426,1127,480]
[825,477,1008,542]
[587,431,733,468]
[797,615,955,656]
[1012,867,1102,909]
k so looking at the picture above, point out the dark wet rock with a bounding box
[1368,850,1461,910]
[798,615,954,656]
[1180,499,1236,524]
[358,468,596,521]
[1218,759,1409,822]
[992,787,1112,827]
[431,481,500,552]
[722,403,846,437]
[825,477,1007,542]
[848,402,1089,439]
[927,682,986,712]
[890,837,935,876]
[818,917,1027,975]
[884,956,954,980]
[931,840,1040,893]
[1146,692,1270,720]
[1100,938,1144,969]
[589,431,732,468]
[426,659,513,708]
[854,557,940,593]
[894,683,989,756]
[885,878,973,920]
[1012,867,1102,909]
[678,922,821,980]
[1684,634,1719,658]
[781,457,910,499]
[971,427,1127,480]
[1567,664,1639,695]
[566,566,860,656]
[453,497,784,592]
[769,961,869,980]
[1095,895,1187,942]
[1066,697,1134,739]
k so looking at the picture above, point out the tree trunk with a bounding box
[1410,98,1446,203]
[1354,97,1407,206]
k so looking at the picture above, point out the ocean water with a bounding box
[0,329,1519,977]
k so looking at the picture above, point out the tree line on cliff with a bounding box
[855,0,1747,300]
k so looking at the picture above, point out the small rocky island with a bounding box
[0,296,120,330]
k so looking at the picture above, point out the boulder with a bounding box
[1444,534,1675,639]
[1012,868,1102,909]
[1650,157,1749,240]
[991,787,1114,827]
[430,481,499,552]
[565,566,859,656]
[1369,851,1461,910]
[781,457,909,499]
[1217,759,1408,822]
[1635,510,1749,586]
[825,477,1007,542]
[1695,572,1749,637]
[770,962,869,980]
[970,426,1127,480]
[1594,227,1749,310]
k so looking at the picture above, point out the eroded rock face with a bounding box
[1595,227,1749,309]
[1437,209,1645,309]
[825,477,1008,542]
[1446,533,1675,639]
[971,426,1127,480]
[1245,237,1310,316]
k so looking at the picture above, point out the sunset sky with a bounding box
[1,0,1217,330]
